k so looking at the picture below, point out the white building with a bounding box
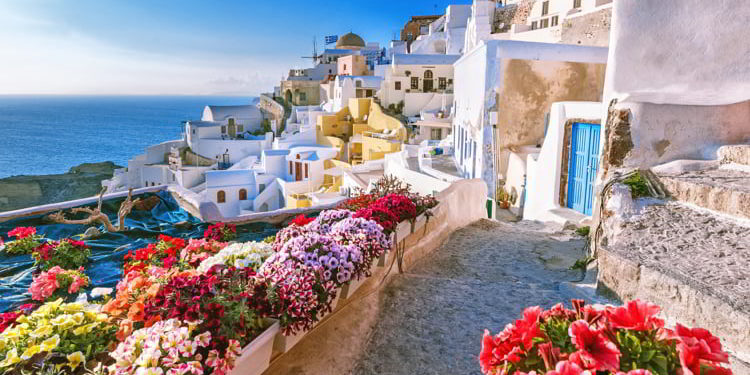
[409,5,472,55]
[322,75,382,113]
[377,53,460,117]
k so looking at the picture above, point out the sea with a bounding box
[0,95,256,178]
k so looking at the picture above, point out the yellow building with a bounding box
[316,98,406,165]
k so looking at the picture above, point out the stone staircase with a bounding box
[597,144,750,371]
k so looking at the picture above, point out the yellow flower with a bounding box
[40,335,60,352]
[72,322,99,336]
[66,351,85,370]
[2,329,19,340]
[50,316,68,326]
[71,312,85,325]
[0,348,20,368]
[30,324,53,338]
[15,316,28,324]
[61,303,83,313]
[0,339,6,351]
[21,345,41,360]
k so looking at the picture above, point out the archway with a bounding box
[285,90,293,105]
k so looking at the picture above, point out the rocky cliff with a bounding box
[0,162,122,213]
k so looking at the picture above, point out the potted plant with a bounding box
[497,188,511,209]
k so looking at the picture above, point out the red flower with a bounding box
[290,214,314,227]
[8,226,36,239]
[568,320,621,372]
[546,361,589,375]
[615,370,654,375]
[675,323,730,375]
[606,300,664,331]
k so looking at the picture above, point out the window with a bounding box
[407,32,413,41]
[289,161,293,174]
[298,92,306,102]
[411,77,419,89]
[420,25,428,35]
[172,174,176,182]
[304,164,309,179]
[395,81,401,90]
[217,190,226,203]
[221,126,227,134]
[551,16,559,27]
[237,125,244,133]
[355,80,362,88]
[531,21,538,30]
[430,128,442,140]
[424,70,433,79]
[239,189,247,201]
[438,77,447,90]
[365,89,373,97]
[343,64,347,71]
[542,1,549,15]
[541,18,549,28]
[573,0,582,8]
[192,129,196,134]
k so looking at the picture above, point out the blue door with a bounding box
[567,122,601,216]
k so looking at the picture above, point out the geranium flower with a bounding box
[546,361,592,375]
[615,370,654,375]
[568,320,621,372]
[8,226,36,239]
[675,323,731,375]
[606,300,664,331]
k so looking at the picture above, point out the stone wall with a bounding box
[561,7,611,47]
[258,94,286,134]
[263,179,489,375]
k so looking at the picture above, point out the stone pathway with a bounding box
[351,219,589,375]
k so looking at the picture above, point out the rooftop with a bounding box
[392,53,461,66]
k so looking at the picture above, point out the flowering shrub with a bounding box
[271,224,309,252]
[353,205,399,232]
[180,238,228,268]
[479,299,732,375]
[409,193,439,216]
[337,194,378,212]
[109,318,242,375]
[29,266,90,302]
[143,266,269,356]
[204,222,237,242]
[196,241,274,274]
[278,233,361,285]
[0,299,116,373]
[3,226,43,255]
[329,217,391,277]
[374,194,417,222]
[290,214,315,227]
[102,266,172,341]
[123,234,186,274]
[306,209,352,234]
[256,254,337,335]
[32,238,91,271]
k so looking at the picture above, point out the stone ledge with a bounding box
[718,144,750,166]
[657,167,750,219]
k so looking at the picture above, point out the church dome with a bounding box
[336,32,366,49]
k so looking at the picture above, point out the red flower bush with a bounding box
[204,222,237,242]
[353,205,399,232]
[3,226,43,255]
[31,238,91,271]
[374,194,417,222]
[290,214,314,227]
[123,234,186,274]
[337,194,378,212]
[479,299,732,375]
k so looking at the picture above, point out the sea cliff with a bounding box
[0,162,122,213]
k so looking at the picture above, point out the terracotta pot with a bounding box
[498,201,510,209]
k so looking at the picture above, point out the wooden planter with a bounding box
[230,320,280,375]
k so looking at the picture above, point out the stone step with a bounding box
[718,144,750,166]
[597,201,750,364]
[656,166,750,219]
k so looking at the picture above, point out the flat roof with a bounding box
[392,53,461,66]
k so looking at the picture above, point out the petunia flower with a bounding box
[568,320,621,372]
[606,300,664,331]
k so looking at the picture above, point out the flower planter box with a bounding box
[412,213,428,234]
[377,248,392,267]
[394,220,412,241]
[272,291,341,353]
[339,275,367,301]
[230,320,280,375]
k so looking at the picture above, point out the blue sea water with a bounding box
[0,95,255,178]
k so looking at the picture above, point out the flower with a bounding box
[568,320,621,372]
[196,241,273,274]
[8,227,36,239]
[289,214,314,227]
[66,351,85,370]
[606,300,664,331]
[3,227,42,255]
[204,223,237,242]
[674,323,730,375]
[546,361,591,375]
[31,238,91,271]
[29,266,90,302]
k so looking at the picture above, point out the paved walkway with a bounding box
[352,219,589,375]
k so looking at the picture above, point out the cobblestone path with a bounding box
[352,219,589,375]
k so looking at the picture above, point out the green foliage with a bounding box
[570,256,594,271]
[623,172,651,199]
[34,241,91,271]
[539,318,575,353]
[575,226,590,237]
[263,235,276,244]
[615,329,679,375]
[261,119,273,133]
[4,236,42,255]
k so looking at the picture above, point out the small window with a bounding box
[531,21,538,30]
[420,25,428,35]
[365,89,373,97]
[239,189,247,201]
[551,16,559,27]
[542,1,549,15]
[192,129,196,134]
[395,81,401,90]
[289,161,293,174]
[172,174,176,182]
[541,18,549,28]
[573,0,582,8]
[407,32,413,41]
[430,128,442,140]
[304,164,309,179]
[355,80,362,88]
[424,70,433,79]
[438,77,447,90]
[344,64,347,71]
[217,190,226,203]
[411,77,419,89]
[298,92,306,102]
[221,126,227,134]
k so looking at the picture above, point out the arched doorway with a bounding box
[239,189,247,201]
[217,190,226,203]
[423,70,434,92]
[285,90,293,105]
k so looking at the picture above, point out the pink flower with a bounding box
[68,274,89,294]
[29,269,60,301]
[568,320,621,372]
[546,361,591,375]
[606,300,664,331]
[675,323,731,375]
[615,370,653,375]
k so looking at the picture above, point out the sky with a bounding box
[0,0,471,96]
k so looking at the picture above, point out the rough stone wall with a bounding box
[598,100,633,178]
[280,80,322,107]
[258,94,286,133]
[495,59,606,176]
[560,7,612,47]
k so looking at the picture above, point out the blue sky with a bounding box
[0,0,470,95]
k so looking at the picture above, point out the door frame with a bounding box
[565,122,601,216]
